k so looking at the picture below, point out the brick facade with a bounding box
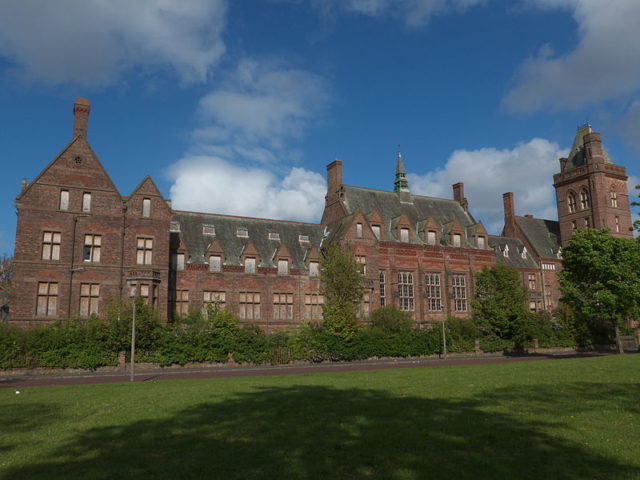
[8,102,635,327]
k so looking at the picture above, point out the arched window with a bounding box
[567,193,577,213]
[580,190,590,210]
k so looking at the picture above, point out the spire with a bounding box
[394,150,410,193]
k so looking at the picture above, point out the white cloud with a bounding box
[620,101,640,152]
[408,138,568,234]
[504,0,640,112]
[0,0,227,86]
[196,59,330,148]
[168,59,331,221]
[309,0,485,25]
[168,155,326,222]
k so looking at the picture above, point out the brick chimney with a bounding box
[326,159,343,195]
[452,182,468,211]
[452,182,464,203]
[503,192,517,237]
[72,97,90,139]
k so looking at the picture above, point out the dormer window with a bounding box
[503,245,509,257]
[244,257,256,273]
[142,198,151,218]
[452,233,462,248]
[356,223,363,238]
[203,225,215,235]
[299,235,309,244]
[568,193,577,213]
[426,231,437,246]
[268,232,280,241]
[172,252,185,271]
[309,261,319,277]
[477,236,485,249]
[521,247,527,259]
[580,190,590,209]
[400,227,409,243]
[209,254,221,272]
[277,259,289,275]
[170,221,180,232]
[371,225,381,240]
[237,227,249,238]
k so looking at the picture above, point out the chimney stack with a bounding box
[326,159,343,194]
[503,192,516,237]
[452,182,464,203]
[72,97,90,139]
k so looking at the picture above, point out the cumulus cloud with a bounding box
[195,59,330,149]
[0,0,227,86]
[167,58,331,221]
[408,138,568,233]
[168,155,326,222]
[504,0,640,112]
[306,0,485,26]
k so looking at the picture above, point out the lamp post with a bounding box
[441,320,448,360]
[130,294,136,382]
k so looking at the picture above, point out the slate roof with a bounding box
[515,216,561,259]
[488,235,540,270]
[172,211,325,268]
[563,124,611,172]
[340,185,484,248]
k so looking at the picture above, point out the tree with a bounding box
[0,254,11,290]
[319,243,364,338]
[632,184,639,232]
[559,229,640,353]
[471,265,530,344]
[369,305,412,331]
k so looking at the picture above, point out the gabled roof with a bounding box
[172,211,324,268]
[17,136,121,200]
[488,235,540,270]
[515,216,561,259]
[340,185,479,247]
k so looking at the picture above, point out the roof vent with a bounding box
[268,232,280,241]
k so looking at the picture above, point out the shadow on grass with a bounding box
[0,402,61,454]
[3,383,639,480]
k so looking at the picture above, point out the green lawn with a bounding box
[1,355,639,479]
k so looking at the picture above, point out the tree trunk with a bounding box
[615,325,624,354]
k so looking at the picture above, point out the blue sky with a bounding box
[1,0,639,255]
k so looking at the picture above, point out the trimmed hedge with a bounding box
[0,306,593,370]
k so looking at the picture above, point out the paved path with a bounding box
[0,352,614,389]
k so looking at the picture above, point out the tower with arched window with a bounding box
[553,125,633,247]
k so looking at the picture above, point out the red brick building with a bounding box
[9,100,634,327]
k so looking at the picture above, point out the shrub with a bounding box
[369,305,412,331]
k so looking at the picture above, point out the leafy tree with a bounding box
[319,243,363,338]
[559,229,640,353]
[632,184,639,232]
[471,265,530,344]
[369,305,412,331]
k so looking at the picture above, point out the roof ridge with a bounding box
[172,209,323,226]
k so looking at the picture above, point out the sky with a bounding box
[1,0,639,255]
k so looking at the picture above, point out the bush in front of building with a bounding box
[369,305,413,331]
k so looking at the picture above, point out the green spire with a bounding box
[394,151,410,193]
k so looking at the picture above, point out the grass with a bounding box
[1,355,639,479]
